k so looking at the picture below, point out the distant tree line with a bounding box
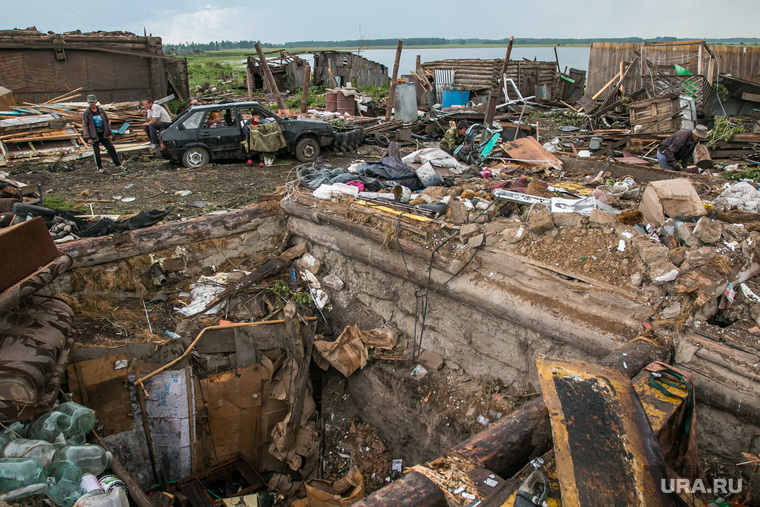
[164,37,760,53]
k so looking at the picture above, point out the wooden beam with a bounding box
[592,69,622,100]
[385,39,403,121]
[254,42,285,110]
[499,36,515,101]
[741,92,760,103]
[300,64,311,113]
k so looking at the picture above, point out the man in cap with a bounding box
[656,125,709,172]
[82,94,124,172]
[440,120,471,155]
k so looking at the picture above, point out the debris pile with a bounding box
[0,91,149,166]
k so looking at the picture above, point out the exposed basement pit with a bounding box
[43,199,760,502]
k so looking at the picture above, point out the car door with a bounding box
[198,107,243,157]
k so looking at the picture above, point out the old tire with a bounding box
[295,137,320,163]
[181,147,210,168]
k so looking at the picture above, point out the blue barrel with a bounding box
[442,88,470,108]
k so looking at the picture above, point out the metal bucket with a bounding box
[336,94,355,115]
[415,163,443,187]
[325,93,338,112]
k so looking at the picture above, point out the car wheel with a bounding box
[295,137,320,163]
[181,147,210,168]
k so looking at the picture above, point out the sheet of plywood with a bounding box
[499,136,562,167]
[66,353,133,435]
[199,365,262,465]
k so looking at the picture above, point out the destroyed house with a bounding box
[587,40,760,115]
[309,51,388,88]
[0,28,189,104]
[420,57,584,105]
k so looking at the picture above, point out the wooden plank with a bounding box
[200,365,262,464]
[741,91,760,103]
[591,69,622,100]
[537,357,672,506]
[67,354,134,435]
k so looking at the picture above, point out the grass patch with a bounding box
[43,195,77,211]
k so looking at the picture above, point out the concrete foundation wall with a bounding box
[286,212,760,464]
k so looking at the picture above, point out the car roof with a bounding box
[189,102,262,111]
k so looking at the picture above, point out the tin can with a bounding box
[99,474,126,494]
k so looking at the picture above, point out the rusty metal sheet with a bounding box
[537,357,674,507]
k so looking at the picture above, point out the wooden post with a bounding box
[254,42,286,110]
[385,39,403,121]
[619,60,626,97]
[553,46,561,73]
[300,64,311,114]
[246,59,253,101]
[499,36,515,101]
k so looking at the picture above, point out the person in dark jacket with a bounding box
[657,125,709,171]
[82,94,123,172]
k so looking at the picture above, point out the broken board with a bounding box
[197,364,262,465]
[536,357,674,507]
[67,353,133,435]
[499,136,562,169]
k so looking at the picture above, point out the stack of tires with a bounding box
[331,128,364,153]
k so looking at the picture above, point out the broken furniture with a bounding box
[177,456,265,507]
[0,217,75,420]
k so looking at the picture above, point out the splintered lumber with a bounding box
[300,64,311,113]
[385,39,404,121]
[199,257,287,314]
[353,338,670,506]
[591,69,622,100]
[255,42,286,110]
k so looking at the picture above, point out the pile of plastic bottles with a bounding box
[0,402,126,507]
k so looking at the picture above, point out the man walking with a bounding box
[142,97,172,151]
[82,94,124,172]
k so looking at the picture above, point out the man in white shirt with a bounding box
[142,97,172,151]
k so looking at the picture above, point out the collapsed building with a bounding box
[1,37,760,507]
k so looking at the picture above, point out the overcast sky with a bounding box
[5,0,758,45]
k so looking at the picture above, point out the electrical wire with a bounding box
[396,199,494,361]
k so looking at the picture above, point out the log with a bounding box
[694,143,713,169]
[300,64,311,114]
[385,40,403,121]
[254,42,285,110]
[355,339,670,505]
[352,471,446,507]
[57,207,276,268]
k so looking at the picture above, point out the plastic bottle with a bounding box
[75,487,128,507]
[55,445,113,476]
[46,460,85,507]
[0,457,47,491]
[164,330,181,339]
[55,402,96,439]
[1,438,59,468]
[27,411,71,443]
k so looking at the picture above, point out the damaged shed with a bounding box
[0,28,189,103]
[420,57,580,103]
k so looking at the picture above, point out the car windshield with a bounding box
[182,111,205,130]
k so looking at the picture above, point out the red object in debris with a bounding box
[219,320,233,326]
[345,181,365,192]
[642,322,652,329]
